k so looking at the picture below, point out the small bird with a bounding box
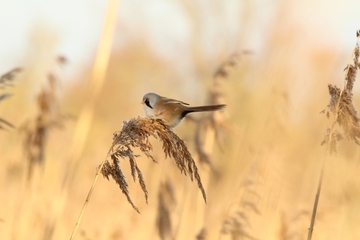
[141,92,226,128]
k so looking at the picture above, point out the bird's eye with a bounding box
[145,99,152,109]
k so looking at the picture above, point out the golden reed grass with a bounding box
[21,59,67,181]
[2,56,69,240]
[0,57,67,181]
[70,118,207,239]
[102,117,207,212]
[0,68,21,130]
[67,0,120,239]
[308,30,360,240]
[152,53,240,240]
[192,53,241,171]
[3,16,358,239]
[63,0,120,187]
[321,32,360,151]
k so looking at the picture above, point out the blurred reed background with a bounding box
[1,0,360,240]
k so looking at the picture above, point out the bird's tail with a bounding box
[181,104,226,118]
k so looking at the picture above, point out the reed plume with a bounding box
[0,67,22,88]
[21,58,67,181]
[193,52,246,171]
[308,30,360,240]
[322,30,360,151]
[0,68,22,130]
[101,117,206,212]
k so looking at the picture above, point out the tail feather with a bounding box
[181,104,226,119]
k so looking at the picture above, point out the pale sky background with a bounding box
[0,0,360,83]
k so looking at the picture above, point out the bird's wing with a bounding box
[164,97,190,106]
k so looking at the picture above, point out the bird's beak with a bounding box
[141,100,145,104]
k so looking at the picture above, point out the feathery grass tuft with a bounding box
[322,30,360,149]
[192,53,242,170]
[308,30,360,240]
[0,68,22,130]
[0,67,22,88]
[21,62,67,181]
[71,117,206,239]
[213,52,250,79]
[101,117,206,212]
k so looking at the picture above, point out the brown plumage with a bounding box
[141,93,226,128]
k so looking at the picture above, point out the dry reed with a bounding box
[101,117,206,212]
[70,116,207,239]
[63,0,120,186]
[0,68,22,130]
[21,63,67,181]
[0,67,22,88]
[148,54,238,240]
[308,30,360,240]
[68,2,121,239]
[321,30,360,150]
[193,53,244,170]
